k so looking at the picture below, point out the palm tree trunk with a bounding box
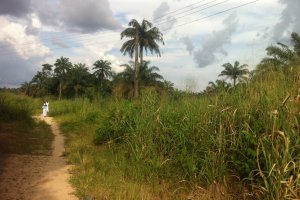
[59,80,62,100]
[233,78,236,87]
[134,30,140,98]
[140,47,143,67]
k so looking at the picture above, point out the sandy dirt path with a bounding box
[0,116,77,200]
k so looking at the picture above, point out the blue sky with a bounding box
[0,0,298,90]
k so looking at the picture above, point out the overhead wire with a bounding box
[0,0,225,53]
[0,0,227,54]
[153,0,207,21]
[156,0,229,26]
[0,0,259,57]
[162,0,259,31]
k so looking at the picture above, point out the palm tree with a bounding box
[163,80,174,92]
[260,42,295,68]
[42,64,53,76]
[92,59,113,90]
[219,61,249,87]
[292,32,300,57]
[205,79,231,93]
[54,57,72,100]
[67,63,91,97]
[257,32,300,72]
[113,60,164,97]
[120,19,164,97]
[20,81,33,96]
[139,60,163,85]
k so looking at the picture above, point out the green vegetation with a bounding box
[121,19,164,97]
[43,32,300,199]
[1,21,295,199]
[0,93,53,155]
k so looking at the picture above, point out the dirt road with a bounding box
[0,116,77,200]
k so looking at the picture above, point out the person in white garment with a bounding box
[42,102,47,117]
[46,101,49,115]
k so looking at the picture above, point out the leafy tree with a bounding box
[120,19,164,97]
[54,57,72,100]
[219,61,249,87]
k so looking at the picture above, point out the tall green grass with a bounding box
[0,92,53,155]
[0,92,36,122]
[53,68,300,199]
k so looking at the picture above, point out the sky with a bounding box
[0,0,299,91]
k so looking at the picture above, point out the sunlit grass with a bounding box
[51,67,300,199]
[0,92,53,155]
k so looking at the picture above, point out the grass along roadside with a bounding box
[0,92,54,155]
[49,68,300,199]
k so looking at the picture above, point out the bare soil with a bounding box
[0,116,77,200]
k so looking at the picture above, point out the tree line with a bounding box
[19,18,300,99]
[20,57,172,99]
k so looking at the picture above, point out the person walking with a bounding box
[42,102,47,117]
[46,101,49,115]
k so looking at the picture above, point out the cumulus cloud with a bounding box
[0,0,31,17]
[0,41,37,87]
[0,17,50,87]
[193,12,238,68]
[181,37,194,55]
[31,0,60,27]
[0,17,49,59]
[2,0,122,34]
[153,2,169,20]
[58,0,121,33]
[153,2,177,31]
[272,0,300,41]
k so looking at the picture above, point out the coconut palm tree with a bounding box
[219,61,249,87]
[54,57,72,100]
[120,19,164,97]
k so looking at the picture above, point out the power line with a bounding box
[0,0,226,53]
[156,0,229,26]
[0,0,259,57]
[162,0,260,31]
[154,0,209,21]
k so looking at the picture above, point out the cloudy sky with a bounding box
[0,0,298,90]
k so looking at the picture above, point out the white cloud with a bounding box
[0,17,49,59]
